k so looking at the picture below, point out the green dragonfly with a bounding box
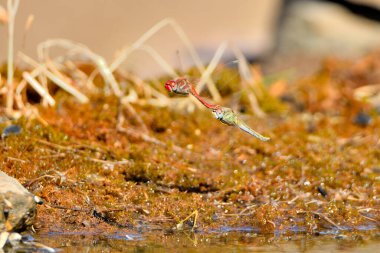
[165,78,270,141]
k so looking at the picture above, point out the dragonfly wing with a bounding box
[236,119,270,142]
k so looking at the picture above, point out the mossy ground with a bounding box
[0,52,379,239]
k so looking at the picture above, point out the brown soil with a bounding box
[0,52,379,237]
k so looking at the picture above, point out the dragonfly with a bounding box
[212,106,270,141]
[165,77,219,110]
[165,77,270,141]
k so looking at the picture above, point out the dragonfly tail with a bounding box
[237,121,270,142]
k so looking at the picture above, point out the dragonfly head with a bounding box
[212,106,223,120]
[164,80,176,92]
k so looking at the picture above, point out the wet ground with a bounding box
[0,51,379,251]
[34,231,380,253]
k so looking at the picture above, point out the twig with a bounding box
[38,39,122,97]
[358,208,380,224]
[118,70,171,106]
[299,211,343,230]
[359,213,379,223]
[19,52,89,103]
[110,18,220,101]
[135,45,178,78]
[238,204,257,215]
[85,157,129,165]
[232,45,265,117]
[6,156,26,163]
[0,74,4,93]
[22,71,55,106]
[116,122,187,154]
[118,97,149,133]
[358,208,380,212]
[35,138,131,167]
[47,204,90,212]
[21,14,34,50]
[176,210,198,231]
[38,153,66,159]
[195,42,227,97]
[287,195,300,204]
[5,0,20,113]
[24,174,56,187]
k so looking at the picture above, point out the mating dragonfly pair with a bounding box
[165,78,270,142]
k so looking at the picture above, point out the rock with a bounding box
[0,232,8,248]
[0,232,56,252]
[1,125,22,139]
[317,185,328,198]
[353,111,372,127]
[7,232,22,246]
[0,171,41,232]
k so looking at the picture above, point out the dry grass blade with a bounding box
[0,4,8,24]
[120,99,149,133]
[111,18,181,71]
[19,52,89,103]
[195,42,227,99]
[38,39,122,97]
[247,93,265,118]
[22,71,55,106]
[110,18,220,101]
[46,69,91,102]
[14,79,27,109]
[0,74,5,94]
[5,0,20,114]
[311,211,343,230]
[24,14,34,31]
[116,103,186,154]
[15,62,44,109]
[22,14,34,49]
[64,60,95,91]
[117,123,188,154]
[232,45,265,117]
[176,210,198,231]
[354,83,380,106]
[232,44,253,83]
[138,45,178,77]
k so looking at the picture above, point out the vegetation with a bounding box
[0,1,378,248]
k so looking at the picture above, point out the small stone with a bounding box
[317,186,328,197]
[353,111,371,127]
[8,232,22,246]
[81,220,91,227]
[33,196,44,205]
[1,125,22,139]
[0,232,9,248]
[125,234,134,240]
[21,234,34,242]
[0,171,38,232]
[176,222,183,230]
[335,234,347,240]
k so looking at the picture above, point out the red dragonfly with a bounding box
[165,77,270,141]
[164,77,219,110]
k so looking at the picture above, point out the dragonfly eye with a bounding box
[212,109,222,119]
[165,80,175,91]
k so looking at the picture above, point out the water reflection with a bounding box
[33,231,380,253]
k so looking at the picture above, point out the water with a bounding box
[33,230,380,253]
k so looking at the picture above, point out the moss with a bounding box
[0,54,379,238]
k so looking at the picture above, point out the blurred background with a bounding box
[1,0,380,78]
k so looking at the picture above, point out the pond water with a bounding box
[32,230,380,253]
